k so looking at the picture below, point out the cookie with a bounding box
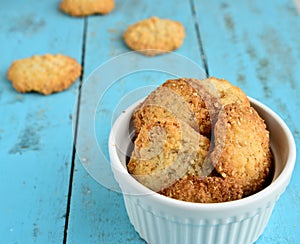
[59,0,115,17]
[132,85,200,136]
[123,16,185,56]
[186,77,250,116]
[159,175,243,203]
[128,77,272,203]
[158,102,271,203]
[128,117,210,192]
[7,54,82,95]
[207,77,250,106]
[208,103,272,197]
[162,78,211,136]
[133,77,250,137]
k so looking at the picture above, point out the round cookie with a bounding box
[59,0,115,16]
[209,103,272,197]
[133,77,250,137]
[207,77,250,106]
[128,117,210,192]
[129,77,272,202]
[160,102,272,202]
[159,175,243,203]
[162,78,211,137]
[123,16,185,56]
[7,54,82,95]
[132,85,199,135]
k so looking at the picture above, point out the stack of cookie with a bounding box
[128,77,273,203]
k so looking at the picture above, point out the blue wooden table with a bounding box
[1,0,299,243]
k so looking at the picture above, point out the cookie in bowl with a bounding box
[128,77,272,202]
[109,81,296,243]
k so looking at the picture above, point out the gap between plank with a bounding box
[190,0,210,77]
[63,17,87,244]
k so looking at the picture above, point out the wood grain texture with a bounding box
[194,0,300,243]
[66,0,205,243]
[0,0,84,243]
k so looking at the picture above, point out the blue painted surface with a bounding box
[196,1,300,242]
[0,0,299,243]
[0,0,84,243]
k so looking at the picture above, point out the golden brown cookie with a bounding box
[129,77,272,202]
[123,16,185,56]
[133,77,250,137]
[186,77,250,115]
[159,175,243,203]
[158,102,272,202]
[208,77,250,106]
[162,78,211,136]
[59,0,115,17]
[128,117,210,192]
[132,85,199,136]
[7,54,82,95]
[208,103,272,197]
[185,77,251,134]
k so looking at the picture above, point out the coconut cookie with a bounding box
[59,0,115,17]
[128,117,210,192]
[123,16,185,56]
[208,103,272,197]
[159,175,243,203]
[132,85,201,136]
[7,54,82,95]
[128,77,273,203]
[160,103,272,203]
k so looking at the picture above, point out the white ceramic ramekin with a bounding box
[109,97,296,244]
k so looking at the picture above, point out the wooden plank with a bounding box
[66,0,205,243]
[0,0,84,243]
[193,0,300,243]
